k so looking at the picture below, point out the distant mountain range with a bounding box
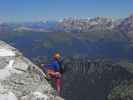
[0,14,133,42]
[0,14,133,44]
[57,14,133,33]
[0,21,58,33]
[57,16,114,32]
[0,14,133,33]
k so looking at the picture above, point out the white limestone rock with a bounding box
[0,40,64,100]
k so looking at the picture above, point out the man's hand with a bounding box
[41,64,44,67]
[55,72,61,78]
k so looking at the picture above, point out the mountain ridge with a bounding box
[0,14,133,33]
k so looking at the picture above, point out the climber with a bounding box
[42,52,64,96]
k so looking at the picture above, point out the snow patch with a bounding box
[0,92,17,100]
[0,49,15,57]
[33,92,48,100]
[0,60,15,80]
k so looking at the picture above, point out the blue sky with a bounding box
[0,0,133,22]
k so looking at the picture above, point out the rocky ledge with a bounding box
[0,40,63,100]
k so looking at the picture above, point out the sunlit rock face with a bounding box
[0,40,63,100]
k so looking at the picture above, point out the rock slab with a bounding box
[0,40,64,100]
